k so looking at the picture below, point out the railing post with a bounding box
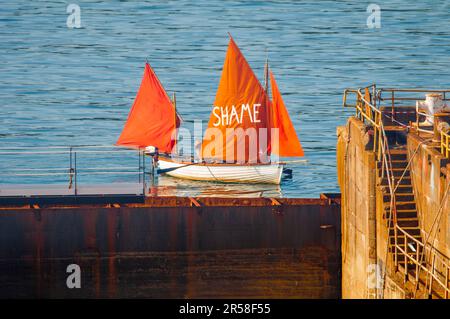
[394,225,398,268]
[142,150,146,196]
[392,179,397,223]
[391,91,395,124]
[74,151,77,196]
[138,148,141,183]
[379,127,384,163]
[445,132,450,158]
[68,147,74,189]
[429,253,436,297]
[343,90,347,107]
[373,113,378,154]
[416,113,419,131]
[416,242,420,284]
[446,134,448,158]
[372,84,376,107]
[404,233,408,283]
[445,264,449,299]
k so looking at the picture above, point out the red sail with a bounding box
[116,63,177,153]
[201,36,271,163]
[270,71,304,157]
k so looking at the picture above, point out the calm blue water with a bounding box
[0,0,449,197]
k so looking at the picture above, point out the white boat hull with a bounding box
[158,159,284,184]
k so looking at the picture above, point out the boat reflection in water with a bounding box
[149,174,282,198]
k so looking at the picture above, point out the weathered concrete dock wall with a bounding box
[338,115,450,299]
[407,134,450,258]
[0,197,340,298]
[337,117,412,299]
[337,117,377,298]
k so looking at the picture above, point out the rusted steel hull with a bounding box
[0,195,341,298]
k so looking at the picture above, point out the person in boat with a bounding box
[194,139,202,162]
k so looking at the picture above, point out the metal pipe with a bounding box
[74,152,77,196]
[142,150,146,196]
[138,149,141,183]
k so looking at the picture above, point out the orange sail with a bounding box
[116,63,178,153]
[201,36,271,163]
[269,71,304,157]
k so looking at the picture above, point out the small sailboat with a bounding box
[117,35,304,185]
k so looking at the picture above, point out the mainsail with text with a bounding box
[201,36,272,163]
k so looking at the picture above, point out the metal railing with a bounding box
[378,88,450,108]
[343,85,395,172]
[344,85,400,259]
[343,85,383,160]
[343,86,450,298]
[441,130,450,159]
[378,88,450,158]
[0,145,152,196]
[394,225,450,298]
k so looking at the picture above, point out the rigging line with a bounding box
[205,164,220,182]
[393,139,432,193]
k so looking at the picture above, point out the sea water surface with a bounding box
[0,0,449,197]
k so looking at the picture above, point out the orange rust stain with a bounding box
[106,211,118,297]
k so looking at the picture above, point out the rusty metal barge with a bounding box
[0,191,341,298]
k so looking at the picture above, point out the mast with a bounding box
[202,35,272,163]
[264,57,269,94]
[173,91,178,155]
[264,57,272,159]
[172,91,177,109]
